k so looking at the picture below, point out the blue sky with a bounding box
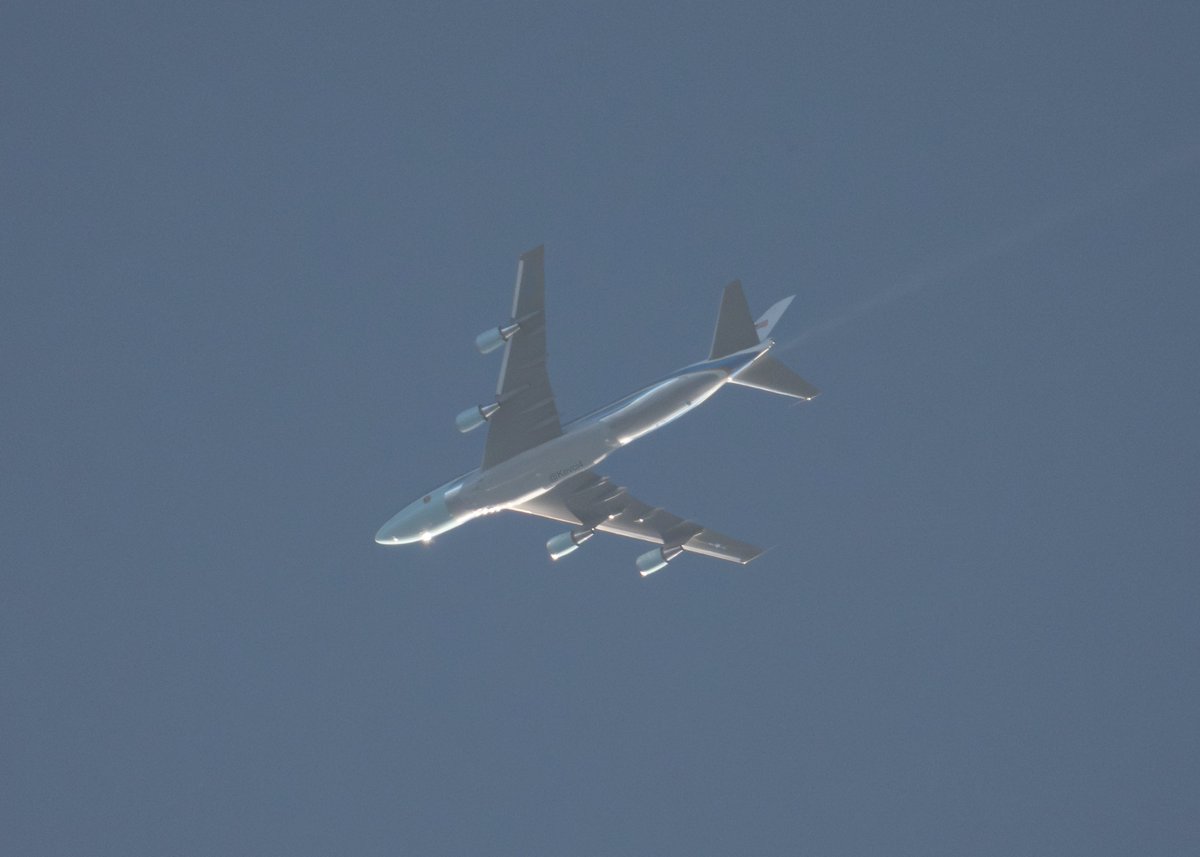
[4,3,1198,854]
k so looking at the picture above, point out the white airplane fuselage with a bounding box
[374,340,773,545]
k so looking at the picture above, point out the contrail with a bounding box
[779,145,1200,352]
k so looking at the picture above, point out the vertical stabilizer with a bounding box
[754,295,795,341]
[710,280,759,359]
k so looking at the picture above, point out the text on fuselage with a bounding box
[549,461,587,481]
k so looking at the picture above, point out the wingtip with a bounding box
[746,544,776,564]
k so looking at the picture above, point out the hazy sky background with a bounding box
[4,3,1198,855]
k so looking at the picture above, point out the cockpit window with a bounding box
[423,495,431,504]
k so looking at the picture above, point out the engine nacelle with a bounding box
[547,528,595,561]
[636,545,683,577]
[455,401,500,433]
[475,322,521,355]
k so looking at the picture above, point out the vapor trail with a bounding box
[779,145,1200,352]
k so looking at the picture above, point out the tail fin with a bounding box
[710,281,759,359]
[711,282,800,358]
[710,279,819,399]
[731,355,821,400]
[753,295,795,341]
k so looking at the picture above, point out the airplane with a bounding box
[375,246,820,576]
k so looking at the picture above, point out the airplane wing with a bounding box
[510,470,763,564]
[482,245,563,469]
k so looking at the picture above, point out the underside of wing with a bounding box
[511,470,763,566]
[482,246,562,469]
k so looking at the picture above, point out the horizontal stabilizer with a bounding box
[731,355,820,400]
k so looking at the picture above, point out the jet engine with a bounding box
[547,528,595,560]
[455,401,500,433]
[475,323,520,355]
[635,545,683,577]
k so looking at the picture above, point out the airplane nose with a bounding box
[374,508,416,545]
[376,492,451,546]
[374,526,400,545]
